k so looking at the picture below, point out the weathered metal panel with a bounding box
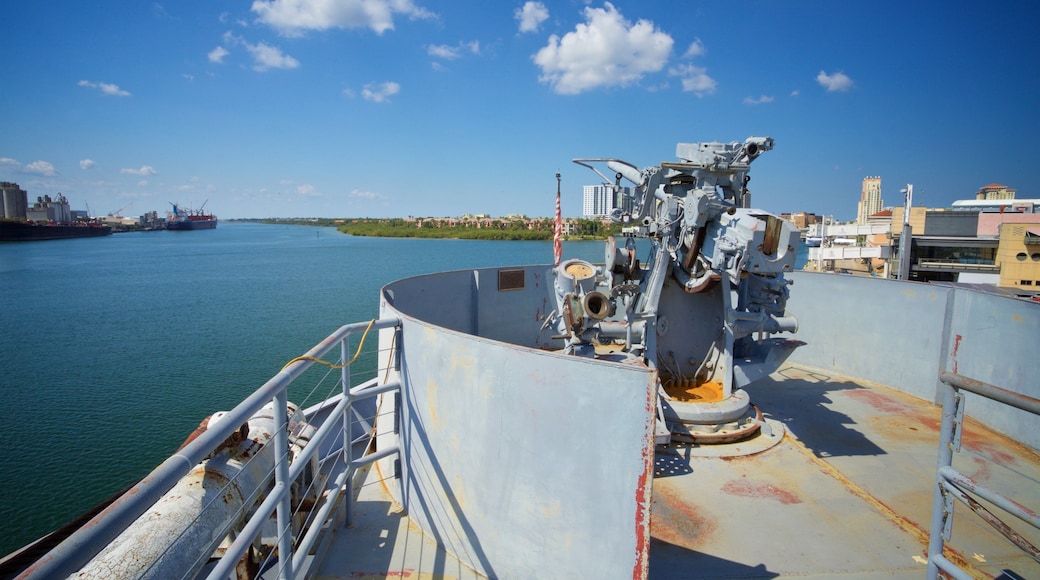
[381,288,656,578]
[943,288,1040,450]
[786,272,950,401]
[384,265,562,350]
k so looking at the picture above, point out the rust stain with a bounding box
[661,377,724,402]
[632,374,656,580]
[349,570,415,578]
[951,334,962,374]
[721,478,802,504]
[650,483,718,551]
[917,416,1021,468]
[844,389,911,414]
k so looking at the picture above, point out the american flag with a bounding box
[553,172,562,265]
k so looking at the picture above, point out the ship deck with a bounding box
[316,362,1040,579]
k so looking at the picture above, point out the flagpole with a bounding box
[554,171,563,266]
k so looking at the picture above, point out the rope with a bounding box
[281,319,377,371]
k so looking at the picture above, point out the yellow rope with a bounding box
[281,319,377,371]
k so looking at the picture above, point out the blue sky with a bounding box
[1,1,1037,221]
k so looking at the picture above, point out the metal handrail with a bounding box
[927,371,1040,579]
[19,317,401,580]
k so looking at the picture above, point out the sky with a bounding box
[1,1,1038,221]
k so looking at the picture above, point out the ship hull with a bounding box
[166,218,217,230]
[0,222,112,241]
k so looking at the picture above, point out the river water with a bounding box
[0,222,807,555]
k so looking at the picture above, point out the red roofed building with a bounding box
[976,183,1016,200]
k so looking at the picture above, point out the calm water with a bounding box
[0,222,808,554]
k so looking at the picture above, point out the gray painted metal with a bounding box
[928,371,1040,578]
[379,289,657,578]
[788,271,1040,450]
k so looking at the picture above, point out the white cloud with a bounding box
[247,41,300,71]
[297,184,319,196]
[78,80,131,97]
[208,46,230,63]
[533,2,673,95]
[0,157,18,169]
[222,33,299,71]
[682,38,706,58]
[121,165,158,176]
[668,63,716,96]
[515,1,548,34]
[427,41,480,60]
[251,0,435,36]
[349,188,385,199]
[743,95,774,105]
[816,70,853,92]
[24,160,57,176]
[80,159,95,170]
[791,89,800,97]
[361,81,400,103]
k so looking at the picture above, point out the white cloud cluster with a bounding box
[78,80,131,97]
[533,3,673,95]
[208,46,229,63]
[296,184,319,196]
[817,70,853,92]
[515,1,549,34]
[221,32,300,71]
[743,95,774,105]
[247,41,301,71]
[427,41,480,60]
[121,165,158,176]
[667,38,715,97]
[80,159,95,170]
[361,81,400,103]
[0,157,57,176]
[251,0,435,36]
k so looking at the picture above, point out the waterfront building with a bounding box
[582,184,632,218]
[856,176,882,224]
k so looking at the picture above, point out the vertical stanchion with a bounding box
[273,391,294,579]
[342,336,353,527]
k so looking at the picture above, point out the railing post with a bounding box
[342,337,353,527]
[926,378,959,579]
[273,391,294,580]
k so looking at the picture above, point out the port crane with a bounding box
[108,202,133,218]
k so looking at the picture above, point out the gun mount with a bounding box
[551,137,802,450]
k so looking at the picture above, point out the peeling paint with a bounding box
[721,478,802,504]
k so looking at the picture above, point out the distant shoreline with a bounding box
[244,217,621,241]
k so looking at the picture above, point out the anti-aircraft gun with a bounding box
[549,137,802,447]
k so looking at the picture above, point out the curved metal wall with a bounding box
[787,271,1040,450]
[380,267,658,577]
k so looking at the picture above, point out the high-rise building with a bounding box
[857,177,882,224]
[583,184,632,218]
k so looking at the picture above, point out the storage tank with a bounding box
[0,182,29,219]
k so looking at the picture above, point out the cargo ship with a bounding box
[0,220,112,241]
[166,202,217,230]
[4,137,1038,580]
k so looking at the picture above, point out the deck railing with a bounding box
[927,371,1040,579]
[18,317,402,580]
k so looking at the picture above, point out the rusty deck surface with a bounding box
[316,363,1040,579]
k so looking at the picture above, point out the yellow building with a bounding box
[997,222,1040,289]
[976,183,1016,200]
[889,206,928,235]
